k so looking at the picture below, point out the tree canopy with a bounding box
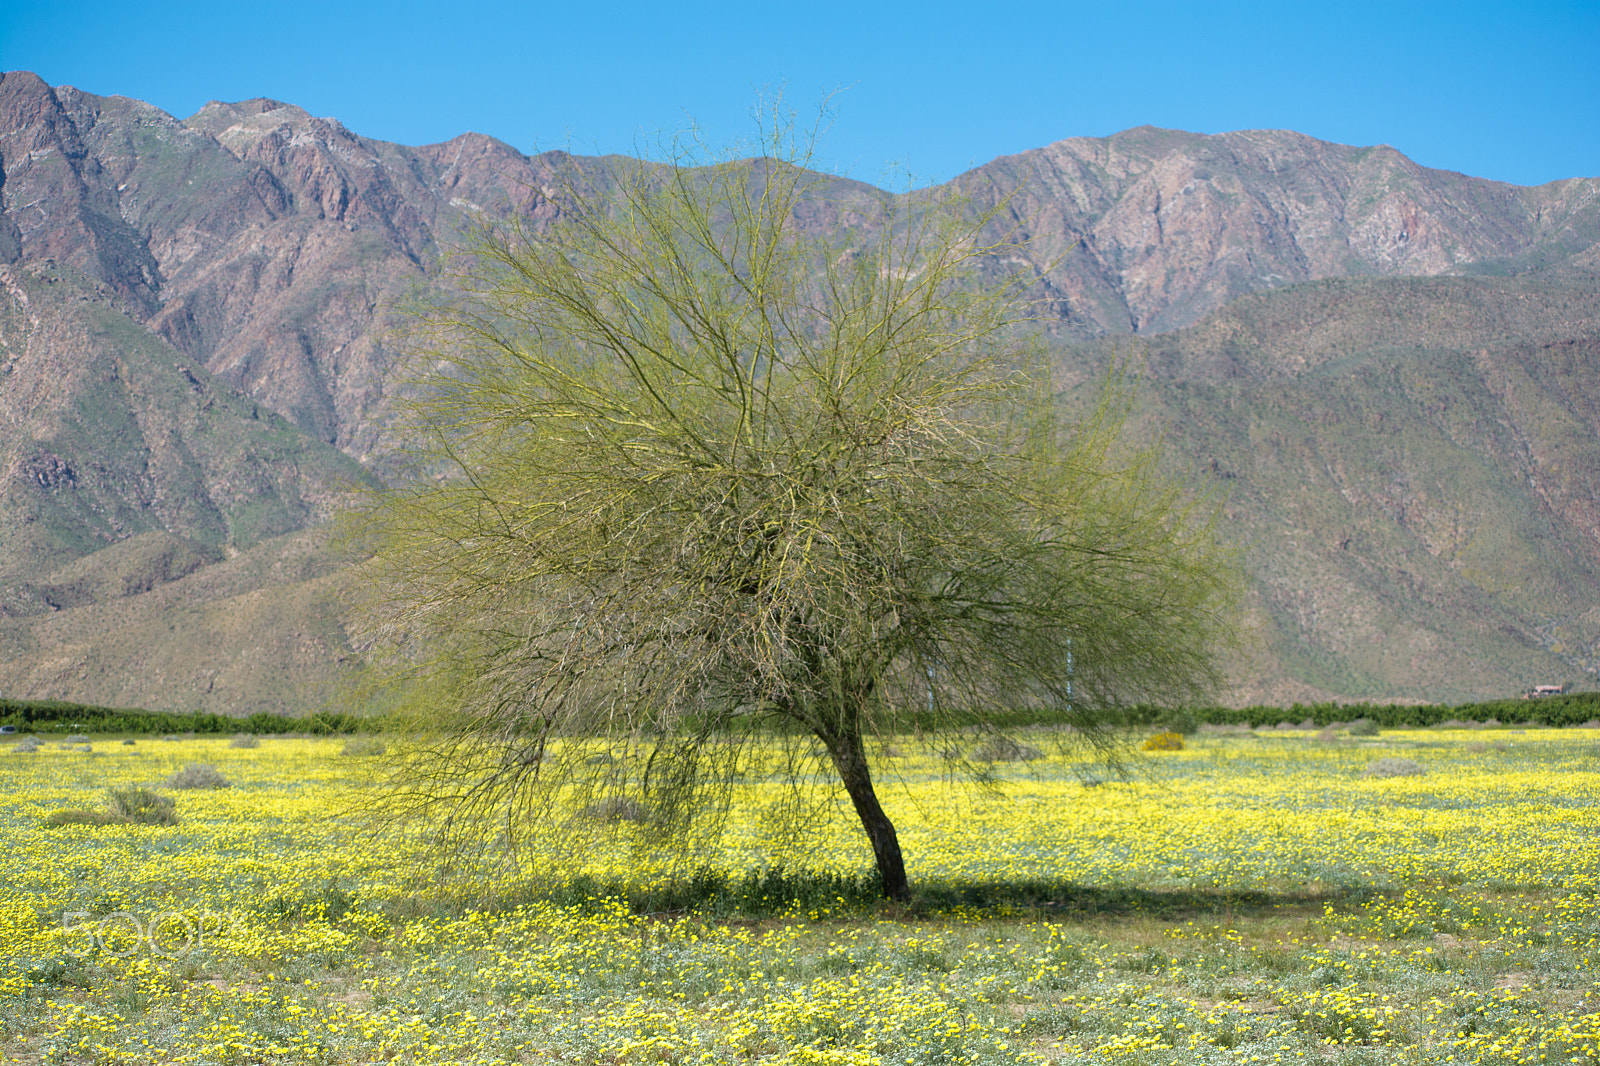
[349,119,1238,901]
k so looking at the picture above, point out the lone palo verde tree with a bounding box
[350,119,1236,901]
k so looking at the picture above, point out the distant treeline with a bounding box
[2,692,1596,737]
[1138,692,1600,731]
[0,698,370,736]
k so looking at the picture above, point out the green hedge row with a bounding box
[1147,691,1600,730]
[0,698,370,736]
[3,692,1596,738]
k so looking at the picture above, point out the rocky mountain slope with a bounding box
[2,68,1597,711]
[1073,268,1600,703]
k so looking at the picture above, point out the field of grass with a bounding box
[1,725,1597,1064]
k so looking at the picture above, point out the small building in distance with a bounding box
[1524,684,1566,699]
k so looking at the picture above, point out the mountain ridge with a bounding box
[2,69,1598,710]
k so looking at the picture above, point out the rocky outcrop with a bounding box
[957,126,1600,336]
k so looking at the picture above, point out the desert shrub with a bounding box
[64,734,89,744]
[120,738,136,745]
[340,737,387,757]
[1580,719,1600,729]
[1142,732,1185,751]
[1363,757,1426,778]
[1348,718,1380,737]
[229,733,259,749]
[44,809,123,827]
[972,737,1044,762]
[582,796,652,824]
[1162,709,1200,735]
[161,734,182,742]
[12,736,41,754]
[105,788,178,825]
[45,788,176,827]
[166,764,231,790]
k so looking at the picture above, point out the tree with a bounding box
[349,117,1237,902]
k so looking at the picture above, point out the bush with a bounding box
[1363,757,1426,778]
[972,737,1044,762]
[166,764,231,790]
[340,737,387,757]
[45,788,177,827]
[12,736,41,754]
[582,796,652,824]
[44,809,122,827]
[229,733,259,749]
[105,788,178,825]
[1348,718,1380,737]
[1142,732,1185,751]
[1162,709,1200,736]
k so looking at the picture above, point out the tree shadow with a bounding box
[905,878,1383,921]
[484,866,1383,923]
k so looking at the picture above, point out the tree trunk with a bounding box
[825,726,911,902]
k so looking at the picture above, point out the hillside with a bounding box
[2,67,1598,710]
[0,258,368,711]
[1073,267,1600,703]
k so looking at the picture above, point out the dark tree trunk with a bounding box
[825,725,911,902]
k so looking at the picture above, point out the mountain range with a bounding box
[2,67,1597,712]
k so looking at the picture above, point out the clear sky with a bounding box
[3,0,1596,188]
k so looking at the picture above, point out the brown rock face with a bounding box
[5,81,1596,460]
[955,127,1599,337]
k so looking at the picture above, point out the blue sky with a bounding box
[3,0,1596,188]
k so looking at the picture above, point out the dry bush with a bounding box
[1315,728,1339,742]
[229,733,259,749]
[45,788,177,828]
[44,809,123,827]
[340,737,387,757]
[1362,757,1426,778]
[1142,732,1185,751]
[12,737,41,754]
[105,788,178,825]
[166,764,232,790]
[972,737,1044,762]
[1348,719,1380,737]
[1579,719,1600,729]
[582,796,652,824]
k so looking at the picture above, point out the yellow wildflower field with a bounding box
[1,727,1597,1064]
